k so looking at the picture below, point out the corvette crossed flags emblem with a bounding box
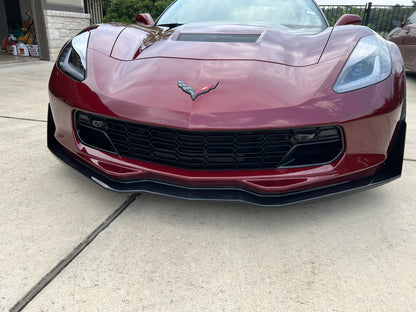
[178,80,219,101]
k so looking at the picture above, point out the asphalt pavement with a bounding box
[0,61,415,312]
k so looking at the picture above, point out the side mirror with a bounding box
[335,14,362,26]
[392,20,403,27]
[135,13,154,26]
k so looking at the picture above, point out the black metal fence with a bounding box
[322,4,366,25]
[321,3,415,37]
[84,0,103,24]
[89,1,414,37]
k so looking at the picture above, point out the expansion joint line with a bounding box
[9,193,139,312]
[0,115,47,123]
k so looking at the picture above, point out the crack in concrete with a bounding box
[9,193,139,312]
[404,158,416,162]
[0,115,47,123]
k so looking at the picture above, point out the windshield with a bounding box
[157,0,327,29]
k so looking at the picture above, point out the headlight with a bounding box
[57,31,90,81]
[333,35,392,93]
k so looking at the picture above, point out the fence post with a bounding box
[364,2,372,26]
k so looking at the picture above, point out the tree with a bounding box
[103,0,174,23]
[102,0,111,17]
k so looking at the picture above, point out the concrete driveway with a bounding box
[1,62,415,312]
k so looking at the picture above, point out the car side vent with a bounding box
[177,33,260,43]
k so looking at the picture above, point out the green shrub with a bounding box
[103,0,174,23]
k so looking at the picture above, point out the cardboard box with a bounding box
[27,44,39,56]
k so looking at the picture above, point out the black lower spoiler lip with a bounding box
[47,105,406,207]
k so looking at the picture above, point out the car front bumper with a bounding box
[48,104,406,206]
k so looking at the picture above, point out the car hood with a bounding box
[74,24,379,130]
[106,23,332,67]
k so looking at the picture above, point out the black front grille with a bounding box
[75,111,344,170]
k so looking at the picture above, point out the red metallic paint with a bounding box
[335,14,362,26]
[110,24,332,67]
[387,13,416,72]
[49,23,405,195]
[135,13,154,26]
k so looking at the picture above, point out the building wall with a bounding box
[0,0,8,43]
[44,0,84,13]
[46,0,83,8]
[19,0,32,22]
[44,9,90,61]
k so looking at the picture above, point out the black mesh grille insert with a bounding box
[75,111,344,170]
[177,33,261,43]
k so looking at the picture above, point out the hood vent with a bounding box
[177,33,260,43]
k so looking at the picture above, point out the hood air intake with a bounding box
[177,33,260,43]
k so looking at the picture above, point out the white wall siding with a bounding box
[44,10,90,61]
[46,0,84,8]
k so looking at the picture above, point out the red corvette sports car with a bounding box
[48,0,406,206]
[387,11,416,72]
